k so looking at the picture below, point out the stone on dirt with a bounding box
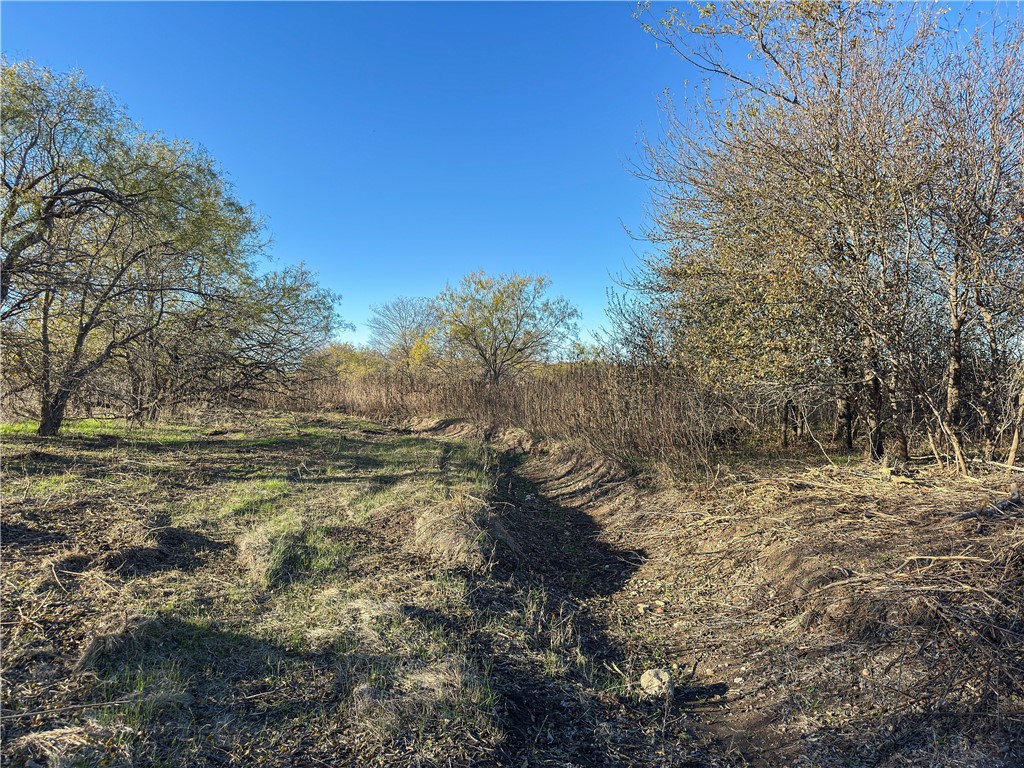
[640,668,673,699]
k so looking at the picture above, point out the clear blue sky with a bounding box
[3,2,699,344]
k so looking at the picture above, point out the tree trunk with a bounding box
[977,304,1001,461]
[833,360,857,450]
[38,389,71,436]
[780,399,791,448]
[890,421,910,464]
[886,373,910,464]
[832,399,844,442]
[861,337,885,461]
[1007,390,1024,467]
[943,254,966,442]
[945,291,963,432]
[833,396,855,450]
[864,376,885,461]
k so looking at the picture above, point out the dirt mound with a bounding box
[408,418,544,456]
[411,501,490,569]
[519,445,632,506]
[408,417,487,441]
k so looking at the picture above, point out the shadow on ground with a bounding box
[8,615,352,767]
[397,446,727,766]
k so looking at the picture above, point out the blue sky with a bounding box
[3,2,700,344]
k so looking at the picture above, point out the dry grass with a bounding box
[74,614,164,673]
[3,412,1020,767]
[1,416,510,765]
[4,414,659,767]
[523,446,1024,765]
[295,364,736,473]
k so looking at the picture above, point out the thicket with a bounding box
[618,2,1024,470]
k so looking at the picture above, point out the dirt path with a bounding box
[369,430,742,766]
[468,446,740,767]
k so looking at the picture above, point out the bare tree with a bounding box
[367,296,438,369]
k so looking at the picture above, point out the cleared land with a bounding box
[2,414,1022,767]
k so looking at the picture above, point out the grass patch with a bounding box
[237,502,354,588]
[262,521,354,587]
[216,479,291,520]
[0,420,40,436]
[21,472,82,496]
[350,478,414,518]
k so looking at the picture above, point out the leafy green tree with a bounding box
[435,271,579,385]
[2,61,132,319]
[1,62,337,434]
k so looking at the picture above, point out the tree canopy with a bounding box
[1,61,338,434]
[621,1,1024,465]
[435,272,579,385]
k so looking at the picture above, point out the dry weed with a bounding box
[75,614,163,673]
[411,500,490,569]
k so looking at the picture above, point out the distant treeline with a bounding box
[5,3,1023,466]
[295,4,1024,472]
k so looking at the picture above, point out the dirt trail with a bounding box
[508,447,793,768]
[509,454,745,765]
[417,429,740,767]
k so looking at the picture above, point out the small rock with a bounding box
[637,604,649,615]
[640,668,674,699]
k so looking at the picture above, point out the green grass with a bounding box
[1,418,194,439]
[19,472,82,496]
[0,420,40,436]
[216,479,292,520]
[262,521,354,587]
[0,412,640,767]
[350,478,413,517]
